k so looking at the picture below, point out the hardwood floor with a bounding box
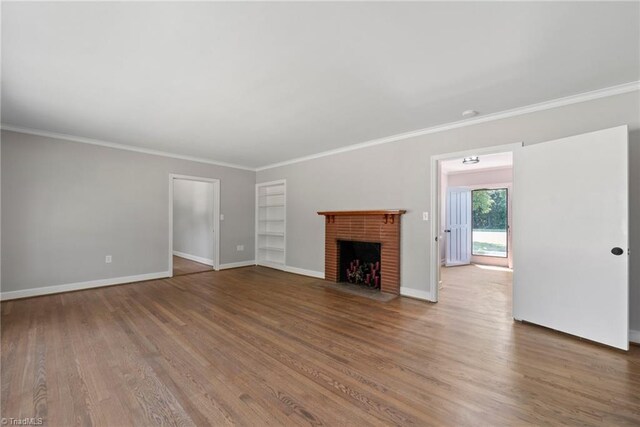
[172,255,212,276]
[2,266,639,426]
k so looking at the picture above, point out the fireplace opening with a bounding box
[339,241,382,289]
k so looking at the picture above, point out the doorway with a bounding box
[168,174,220,276]
[430,143,520,305]
[429,126,629,350]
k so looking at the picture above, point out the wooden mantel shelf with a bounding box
[317,210,406,216]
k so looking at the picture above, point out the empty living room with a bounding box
[2,1,640,425]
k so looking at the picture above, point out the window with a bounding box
[472,188,508,257]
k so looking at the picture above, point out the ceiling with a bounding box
[2,2,639,169]
[440,152,512,174]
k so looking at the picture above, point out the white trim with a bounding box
[256,261,287,271]
[0,271,170,301]
[285,266,324,279]
[400,287,433,301]
[430,142,522,303]
[169,174,221,276]
[172,251,213,267]
[0,125,254,171]
[256,81,640,171]
[630,329,640,344]
[219,260,256,270]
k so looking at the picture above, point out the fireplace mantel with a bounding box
[318,210,406,225]
[318,209,405,295]
[317,210,406,216]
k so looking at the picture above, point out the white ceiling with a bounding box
[2,2,639,169]
[440,152,512,174]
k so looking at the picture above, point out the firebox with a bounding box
[339,241,382,289]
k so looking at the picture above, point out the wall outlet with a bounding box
[220,214,224,220]
[422,212,429,221]
[105,255,112,263]
[236,245,244,251]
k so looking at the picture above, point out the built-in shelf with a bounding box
[258,232,285,236]
[256,180,286,270]
[258,246,285,252]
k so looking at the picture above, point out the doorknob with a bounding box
[611,247,624,256]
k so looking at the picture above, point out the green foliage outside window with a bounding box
[472,189,507,230]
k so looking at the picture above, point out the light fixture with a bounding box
[463,156,479,165]
[462,110,478,118]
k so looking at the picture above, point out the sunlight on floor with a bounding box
[473,264,513,272]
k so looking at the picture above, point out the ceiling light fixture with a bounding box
[462,110,478,118]
[463,156,479,165]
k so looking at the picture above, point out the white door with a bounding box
[514,126,629,350]
[446,188,472,266]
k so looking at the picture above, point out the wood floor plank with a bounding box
[1,265,639,426]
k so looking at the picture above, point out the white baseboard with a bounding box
[219,260,256,270]
[173,251,213,266]
[400,286,435,302]
[285,266,325,279]
[630,329,640,344]
[0,271,170,301]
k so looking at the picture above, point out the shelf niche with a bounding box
[256,180,286,269]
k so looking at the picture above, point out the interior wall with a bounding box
[256,91,640,332]
[447,167,512,187]
[173,179,214,264]
[1,130,255,293]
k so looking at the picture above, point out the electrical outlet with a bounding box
[220,214,224,220]
[422,212,429,221]
[236,245,244,251]
[105,255,112,263]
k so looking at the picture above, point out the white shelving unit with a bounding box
[256,180,286,270]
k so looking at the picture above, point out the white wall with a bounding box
[173,179,214,264]
[447,167,512,187]
[1,130,255,294]
[256,91,640,332]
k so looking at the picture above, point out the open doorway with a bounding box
[169,174,220,276]
[432,146,517,307]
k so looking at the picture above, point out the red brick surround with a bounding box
[317,210,406,294]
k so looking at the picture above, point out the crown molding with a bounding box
[2,81,638,173]
[256,80,640,171]
[0,124,257,172]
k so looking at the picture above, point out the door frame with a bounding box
[168,174,221,276]
[429,142,522,302]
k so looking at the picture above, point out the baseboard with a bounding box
[219,260,256,270]
[285,266,325,279]
[400,286,435,302]
[173,251,213,266]
[0,271,171,301]
[630,329,640,344]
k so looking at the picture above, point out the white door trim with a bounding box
[429,142,522,302]
[169,174,221,276]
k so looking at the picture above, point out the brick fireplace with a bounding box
[317,210,406,294]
